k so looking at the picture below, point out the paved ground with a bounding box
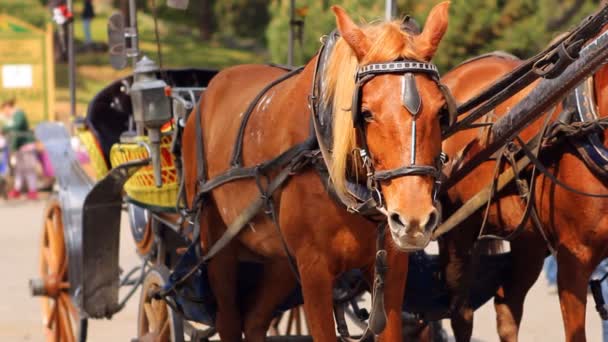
[0,198,603,341]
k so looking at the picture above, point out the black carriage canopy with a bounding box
[86,68,217,166]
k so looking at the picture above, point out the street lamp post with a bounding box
[288,0,295,66]
[67,0,76,117]
[386,0,396,21]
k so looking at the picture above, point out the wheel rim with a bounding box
[138,268,183,342]
[39,200,77,342]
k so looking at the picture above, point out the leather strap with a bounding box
[518,138,608,198]
[357,61,439,79]
[195,100,206,186]
[198,136,316,195]
[230,66,305,167]
[156,161,302,299]
[446,5,608,138]
[373,165,441,182]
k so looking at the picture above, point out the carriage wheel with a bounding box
[138,266,185,342]
[34,198,79,342]
[269,306,308,336]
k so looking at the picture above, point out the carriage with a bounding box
[28,1,608,341]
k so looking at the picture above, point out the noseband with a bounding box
[351,60,448,208]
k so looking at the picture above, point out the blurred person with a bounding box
[1,99,38,200]
[592,259,608,341]
[82,0,95,46]
[0,132,8,198]
[544,255,558,293]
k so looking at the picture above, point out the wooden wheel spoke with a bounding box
[43,239,60,275]
[46,218,65,268]
[60,292,78,318]
[38,199,76,342]
[138,267,182,342]
[57,297,75,342]
[41,246,52,271]
[57,257,68,280]
[144,302,158,332]
[158,317,170,340]
[45,299,58,329]
[154,299,168,326]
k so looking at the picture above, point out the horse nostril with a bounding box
[390,212,406,228]
[425,209,440,232]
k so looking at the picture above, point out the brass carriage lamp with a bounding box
[130,56,171,188]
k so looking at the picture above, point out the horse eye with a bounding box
[362,110,374,123]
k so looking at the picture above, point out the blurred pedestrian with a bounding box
[544,255,558,293]
[82,0,95,46]
[591,259,608,341]
[1,99,38,200]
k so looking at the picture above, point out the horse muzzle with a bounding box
[387,206,440,251]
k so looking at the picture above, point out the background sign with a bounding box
[0,14,55,123]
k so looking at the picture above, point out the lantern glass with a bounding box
[131,77,171,129]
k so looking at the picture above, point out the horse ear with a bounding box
[414,1,450,61]
[332,5,371,60]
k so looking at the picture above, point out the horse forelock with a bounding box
[322,21,425,200]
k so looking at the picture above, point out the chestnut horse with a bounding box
[439,50,608,341]
[182,3,450,341]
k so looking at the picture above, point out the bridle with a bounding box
[351,60,451,210]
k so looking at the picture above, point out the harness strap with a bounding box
[373,165,441,182]
[195,98,206,184]
[437,82,458,130]
[155,158,304,299]
[355,223,388,341]
[432,134,542,240]
[517,138,608,198]
[447,4,608,137]
[264,187,302,283]
[202,165,296,263]
[230,66,305,168]
[477,106,554,242]
[197,136,316,195]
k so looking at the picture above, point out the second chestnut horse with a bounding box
[440,49,608,341]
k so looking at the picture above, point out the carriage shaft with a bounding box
[444,28,608,189]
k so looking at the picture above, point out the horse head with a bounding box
[325,2,450,251]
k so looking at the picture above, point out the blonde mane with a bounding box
[322,20,426,201]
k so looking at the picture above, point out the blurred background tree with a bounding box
[9,0,602,71]
[215,0,270,40]
[266,0,384,66]
[3,0,51,28]
[406,0,597,71]
[266,0,598,71]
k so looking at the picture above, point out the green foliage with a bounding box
[402,0,598,72]
[215,0,270,39]
[266,0,599,71]
[2,0,50,28]
[266,0,385,65]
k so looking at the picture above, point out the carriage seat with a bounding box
[85,68,219,170]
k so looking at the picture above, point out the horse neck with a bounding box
[279,57,318,124]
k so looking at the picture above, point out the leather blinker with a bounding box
[402,73,421,116]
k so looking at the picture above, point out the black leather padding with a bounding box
[402,73,421,115]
